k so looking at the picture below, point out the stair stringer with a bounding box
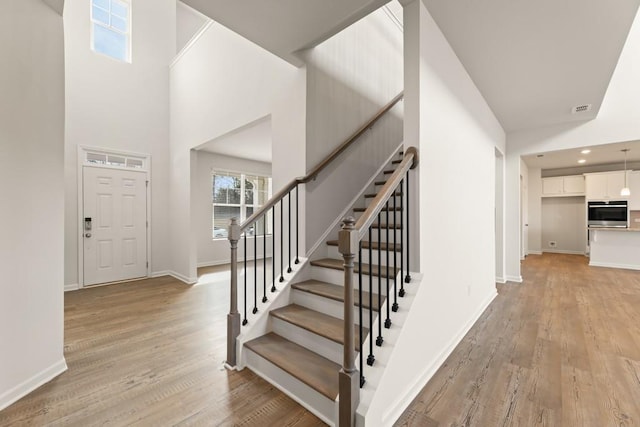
[355,273,498,426]
[235,258,311,369]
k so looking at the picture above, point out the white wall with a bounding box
[64,0,175,287]
[527,167,542,254]
[176,1,208,54]
[495,149,505,282]
[170,21,303,282]
[0,0,67,409]
[520,158,529,259]
[362,0,506,422]
[541,197,587,254]
[300,7,404,249]
[195,151,273,265]
[505,11,640,280]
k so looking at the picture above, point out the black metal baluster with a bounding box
[400,179,405,297]
[385,199,391,328]
[287,192,292,273]
[392,186,399,312]
[243,233,248,325]
[367,227,374,366]
[262,215,267,303]
[358,242,365,387]
[295,184,300,264]
[253,222,257,314]
[405,171,412,284]
[279,201,284,282]
[376,211,383,347]
[271,206,276,292]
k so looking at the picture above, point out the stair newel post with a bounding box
[338,216,360,427]
[226,218,241,367]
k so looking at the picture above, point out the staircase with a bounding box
[241,150,406,425]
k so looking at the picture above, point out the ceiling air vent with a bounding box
[571,104,592,114]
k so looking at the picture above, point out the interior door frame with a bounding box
[77,146,152,288]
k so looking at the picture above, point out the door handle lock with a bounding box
[85,233,92,238]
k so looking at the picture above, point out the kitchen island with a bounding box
[589,227,640,270]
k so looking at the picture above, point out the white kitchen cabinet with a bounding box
[563,175,585,194]
[629,171,640,210]
[542,177,563,195]
[541,175,584,197]
[585,171,627,200]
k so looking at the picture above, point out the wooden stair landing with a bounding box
[271,304,367,350]
[244,332,340,400]
[310,258,398,279]
[292,279,384,311]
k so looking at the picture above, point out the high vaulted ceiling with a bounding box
[423,0,640,132]
[179,0,392,65]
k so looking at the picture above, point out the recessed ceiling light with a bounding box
[581,149,591,154]
[578,159,586,164]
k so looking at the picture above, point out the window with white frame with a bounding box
[212,171,272,239]
[91,0,131,62]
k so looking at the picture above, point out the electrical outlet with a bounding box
[549,241,557,248]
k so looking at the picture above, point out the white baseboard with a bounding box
[589,261,640,271]
[64,283,79,292]
[0,358,67,411]
[543,249,586,255]
[495,276,506,284]
[505,275,523,283]
[381,290,498,426]
[197,257,272,268]
[527,250,543,255]
[151,270,197,285]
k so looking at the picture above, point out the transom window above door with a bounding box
[91,0,131,62]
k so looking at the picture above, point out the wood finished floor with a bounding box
[2,254,640,426]
[395,253,640,427]
[0,263,325,427]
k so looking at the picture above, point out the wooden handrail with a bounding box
[239,92,404,233]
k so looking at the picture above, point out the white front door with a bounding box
[83,166,147,286]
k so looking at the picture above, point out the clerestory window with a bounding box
[91,0,131,62]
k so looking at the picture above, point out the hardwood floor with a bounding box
[2,254,639,426]
[0,263,324,427]
[395,253,640,427]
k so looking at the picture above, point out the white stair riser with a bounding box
[359,228,403,244]
[327,245,403,267]
[311,265,397,295]
[354,210,405,225]
[244,349,337,426]
[292,289,378,330]
[271,317,363,366]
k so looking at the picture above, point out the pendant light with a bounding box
[621,148,631,196]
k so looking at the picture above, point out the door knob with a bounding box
[85,233,92,238]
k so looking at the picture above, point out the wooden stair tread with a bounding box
[383,170,396,175]
[244,333,340,400]
[374,180,387,186]
[326,240,401,252]
[354,206,402,212]
[371,222,402,229]
[292,279,384,311]
[270,304,368,350]
[391,159,402,164]
[364,191,402,198]
[310,258,398,279]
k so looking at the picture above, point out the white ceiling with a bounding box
[522,140,640,170]
[196,116,272,163]
[423,0,640,132]
[179,0,392,66]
